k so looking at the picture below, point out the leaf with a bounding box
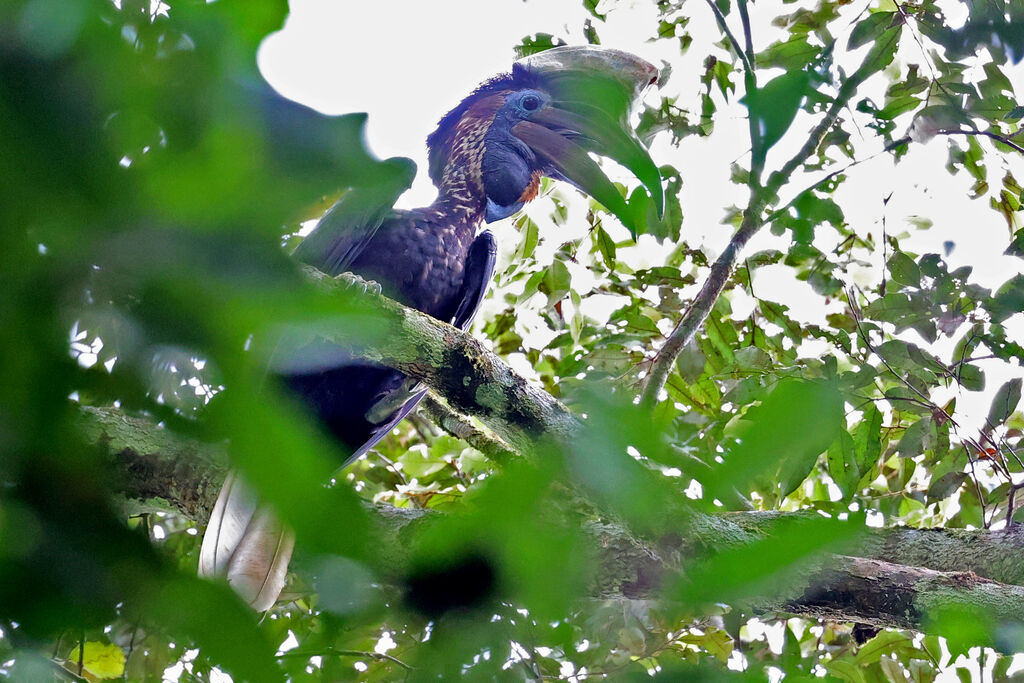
[887,252,922,287]
[707,379,844,501]
[743,70,812,157]
[897,416,931,457]
[927,471,967,501]
[827,659,868,683]
[848,12,899,50]
[986,274,1024,322]
[854,21,903,80]
[987,378,1022,427]
[542,259,572,306]
[827,430,859,498]
[515,33,568,58]
[514,216,540,262]
[595,224,616,268]
[1006,229,1024,259]
[855,630,915,665]
[756,36,821,70]
[676,339,706,382]
[67,642,125,680]
[854,404,884,476]
[957,364,985,391]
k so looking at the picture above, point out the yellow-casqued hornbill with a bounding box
[199,46,663,610]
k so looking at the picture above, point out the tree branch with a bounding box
[83,404,1024,638]
[640,27,882,407]
[703,0,753,75]
[301,266,581,457]
[935,128,1024,155]
[418,393,519,465]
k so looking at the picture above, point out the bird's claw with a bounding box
[335,271,382,296]
[365,378,423,424]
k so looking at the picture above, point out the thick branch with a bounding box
[785,555,1024,631]
[83,405,1024,636]
[302,266,580,456]
[81,405,226,519]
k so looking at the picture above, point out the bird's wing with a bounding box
[451,230,498,331]
[292,172,411,276]
[343,229,498,463]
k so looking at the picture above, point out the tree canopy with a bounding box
[1,0,1023,681]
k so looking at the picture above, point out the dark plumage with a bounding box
[199,46,664,611]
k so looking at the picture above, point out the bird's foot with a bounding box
[335,271,382,296]
[365,378,424,424]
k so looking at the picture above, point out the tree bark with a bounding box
[301,266,580,457]
[80,404,1024,639]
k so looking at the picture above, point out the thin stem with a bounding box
[703,0,753,73]
[737,0,764,184]
[935,128,1024,155]
[641,208,762,407]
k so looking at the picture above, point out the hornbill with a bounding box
[199,46,663,610]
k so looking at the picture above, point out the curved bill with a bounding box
[516,46,658,104]
[514,46,663,238]
[530,103,664,220]
[511,119,637,232]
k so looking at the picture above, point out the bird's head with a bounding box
[426,46,663,237]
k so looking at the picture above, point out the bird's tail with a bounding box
[198,471,295,611]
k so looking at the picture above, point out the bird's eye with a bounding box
[521,94,541,112]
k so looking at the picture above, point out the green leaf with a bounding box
[887,253,922,287]
[1006,229,1024,259]
[827,659,868,683]
[854,404,884,476]
[986,378,1022,427]
[927,471,967,501]
[986,274,1024,322]
[897,416,931,457]
[515,33,568,58]
[676,340,707,382]
[848,11,899,50]
[542,259,572,305]
[707,379,844,501]
[855,630,915,665]
[595,224,616,268]
[853,20,903,80]
[743,70,812,156]
[756,36,821,70]
[514,215,540,262]
[956,364,985,391]
[827,430,859,498]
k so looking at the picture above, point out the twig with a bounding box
[703,0,753,74]
[419,393,519,465]
[737,0,764,184]
[847,288,1000,526]
[640,209,762,407]
[935,128,1024,155]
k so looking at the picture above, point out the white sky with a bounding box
[258,0,1024,431]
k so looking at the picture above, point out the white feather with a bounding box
[199,472,295,611]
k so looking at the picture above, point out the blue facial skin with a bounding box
[481,89,550,223]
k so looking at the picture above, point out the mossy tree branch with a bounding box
[301,265,581,457]
[81,405,1024,639]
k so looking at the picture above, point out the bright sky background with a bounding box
[257,0,1024,432]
